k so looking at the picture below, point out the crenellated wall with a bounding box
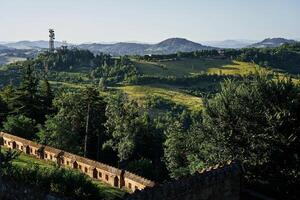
[0,132,155,193]
[123,161,243,200]
[0,131,243,199]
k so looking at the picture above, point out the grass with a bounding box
[134,58,271,77]
[48,81,203,111]
[13,151,53,168]
[206,61,270,75]
[0,56,26,66]
[1,147,125,199]
[49,81,89,89]
[120,85,203,111]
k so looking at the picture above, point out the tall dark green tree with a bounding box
[164,121,190,178]
[38,78,54,121]
[163,75,299,199]
[202,76,300,199]
[104,93,167,180]
[82,87,107,159]
[2,115,36,139]
[12,63,41,123]
[104,93,141,162]
[37,87,106,159]
[0,96,8,127]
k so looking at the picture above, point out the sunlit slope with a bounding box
[134,58,270,77]
[120,85,203,111]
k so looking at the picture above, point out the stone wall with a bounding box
[0,132,243,200]
[123,161,243,200]
[0,132,155,193]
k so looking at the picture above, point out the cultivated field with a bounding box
[120,85,203,111]
[134,58,269,77]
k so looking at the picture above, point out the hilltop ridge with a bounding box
[248,37,296,48]
[0,38,215,55]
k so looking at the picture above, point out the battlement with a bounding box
[0,132,155,193]
[0,131,242,198]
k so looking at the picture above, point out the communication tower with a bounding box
[49,29,55,52]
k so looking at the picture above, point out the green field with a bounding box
[120,85,203,111]
[134,58,269,77]
[0,56,27,66]
[1,57,288,112]
[1,148,125,199]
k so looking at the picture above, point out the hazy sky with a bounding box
[0,0,299,43]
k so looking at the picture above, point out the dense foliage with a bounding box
[0,160,106,199]
[38,87,107,159]
[164,76,300,199]
[228,43,300,74]
[135,42,300,75]
[36,48,95,71]
[1,46,300,199]
[91,56,138,86]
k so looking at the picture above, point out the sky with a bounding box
[0,0,300,43]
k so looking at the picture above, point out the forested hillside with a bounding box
[1,43,300,199]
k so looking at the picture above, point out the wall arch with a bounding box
[93,168,98,179]
[120,170,125,188]
[25,146,30,154]
[73,161,78,169]
[11,141,17,149]
[114,176,119,187]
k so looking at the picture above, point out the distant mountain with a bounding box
[4,40,65,49]
[0,44,11,50]
[78,42,151,55]
[144,38,214,54]
[248,38,297,48]
[202,40,257,49]
[1,38,215,55]
[78,38,215,55]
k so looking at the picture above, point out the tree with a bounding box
[163,118,218,178]
[37,87,106,159]
[11,63,42,123]
[0,84,15,111]
[82,87,106,158]
[98,77,107,91]
[103,93,168,180]
[2,115,36,139]
[104,93,141,162]
[37,113,82,153]
[0,149,19,169]
[0,96,8,127]
[164,121,190,178]
[202,75,300,199]
[39,78,54,118]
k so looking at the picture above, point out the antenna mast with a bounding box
[49,29,55,52]
[62,40,68,50]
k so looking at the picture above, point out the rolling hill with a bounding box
[144,38,214,55]
[3,40,66,49]
[78,42,151,55]
[201,40,257,49]
[248,38,296,48]
[133,58,266,77]
[0,44,11,50]
[78,38,215,55]
[1,38,215,55]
